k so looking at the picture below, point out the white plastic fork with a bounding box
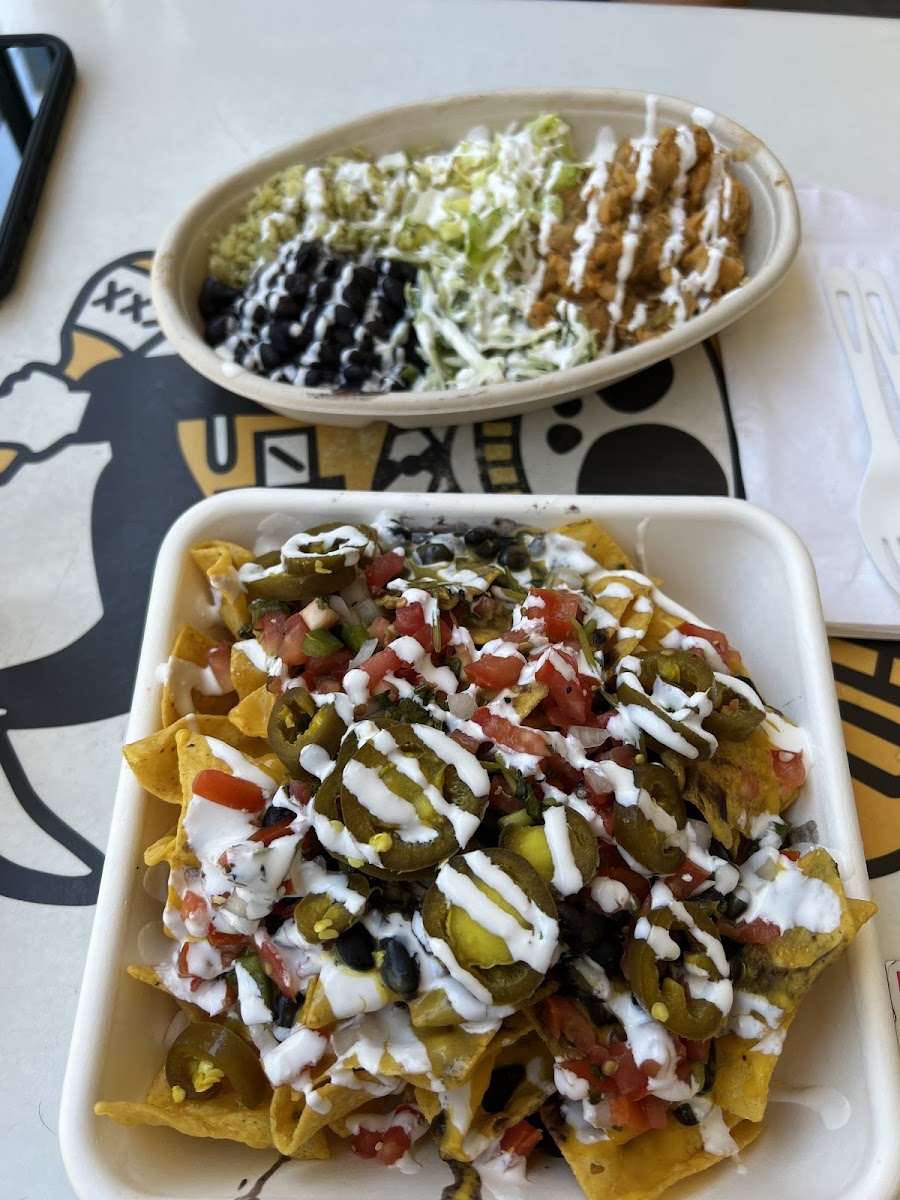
[824,266,900,599]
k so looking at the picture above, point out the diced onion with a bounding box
[349,638,379,668]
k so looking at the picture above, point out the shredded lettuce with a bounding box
[210,114,600,390]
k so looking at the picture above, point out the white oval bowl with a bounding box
[151,88,800,429]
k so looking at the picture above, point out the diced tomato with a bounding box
[595,744,639,768]
[206,926,250,951]
[355,645,404,687]
[536,648,594,726]
[559,1057,602,1085]
[176,943,192,977]
[350,1127,382,1159]
[472,709,548,756]
[499,1121,542,1160]
[487,775,521,815]
[258,937,297,1000]
[523,588,582,643]
[725,917,781,945]
[677,622,743,672]
[257,610,287,656]
[771,749,807,796]
[596,842,652,903]
[394,600,427,637]
[665,859,710,900]
[543,996,598,1056]
[607,1040,652,1098]
[249,817,295,845]
[608,1094,666,1132]
[279,613,310,666]
[375,1125,412,1166]
[782,848,801,862]
[365,551,405,589]
[303,647,351,685]
[179,890,208,926]
[465,654,525,690]
[289,779,312,806]
[543,753,582,793]
[451,730,483,755]
[684,1039,711,1063]
[367,614,391,644]
[192,768,268,812]
[207,643,234,692]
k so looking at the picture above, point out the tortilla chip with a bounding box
[556,521,634,573]
[124,714,271,806]
[229,683,277,740]
[671,722,796,851]
[432,1032,554,1161]
[300,971,398,1029]
[713,1014,796,1123]
[191,539,255,640]
[544,1101,760,1200]
[267,1086,332,1158]
[738,850,876,1009]
[282,1076,393,1146]
[160,626,237,727]
[143,828,177,866]
[231,643,269,700]
[95,1066,274,1149]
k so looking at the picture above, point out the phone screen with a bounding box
[0,35,74,297]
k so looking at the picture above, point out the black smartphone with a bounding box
[0,33,75,300]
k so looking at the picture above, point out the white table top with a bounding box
[2,1,899,1196]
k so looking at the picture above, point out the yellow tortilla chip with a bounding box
[544,1101,760,1200]
[267,1086,331,1158]
[556,520,634,573]
[124,714,271,806]
[300,972,398,1029]
[160,625,237,727]
[713,1015,796,1123]
[191,539,255,640]
[281,1075,393,1146]
[670,722,796,851]
[231,642,269,700]
[95,1066,275,1149]
[432,1032,554,1162]
[229,683,277,740]
[143,827,177,866]
[738,851,876,1008]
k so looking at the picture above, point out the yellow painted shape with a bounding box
[841,721,900,777]
[829,638,878,675]
[836,680,900,726]
[64,330,121,380]
[483,443,512,462]
[487,466,520,487]
[0,448,16,474]
[853,777,900,862]
[480,422,513,437]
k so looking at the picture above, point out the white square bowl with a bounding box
[59,490,900,1200]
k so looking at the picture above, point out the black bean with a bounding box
[417,541,454,565]
[199,277,242,319]
[259,342,282,372]
[273,294,301,320]
[341,284,367,315]
[672,1103,699,1126]
[320,256,342,279]
[272,991,299,1029]
[344,347,374,368]
[283,272,309,298]
[204,314,236,347]
[352,264,378,291]
[481,1065,525,1114]
[293,243,319,273]
[464,527,501,559]
[500,545,529,572]
[328,326,355,348]
[316,343,341,367]
[304,368,337,388]
[332,304,357,328]
[270,320,301,357]
[334,923,376,971]
[725,891,748,920]
[245,301,267,326]
[382,276,407,308]
[386,260,417,284]
[366,321,391,342]
[698,1046,717,1094]
[340,365,368,388]
[261,804,295,828]
[314,280,333,304]
[379,937,420,997]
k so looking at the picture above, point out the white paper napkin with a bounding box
[718,186,900,636]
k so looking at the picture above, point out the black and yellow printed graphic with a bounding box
[831,638,900,878]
